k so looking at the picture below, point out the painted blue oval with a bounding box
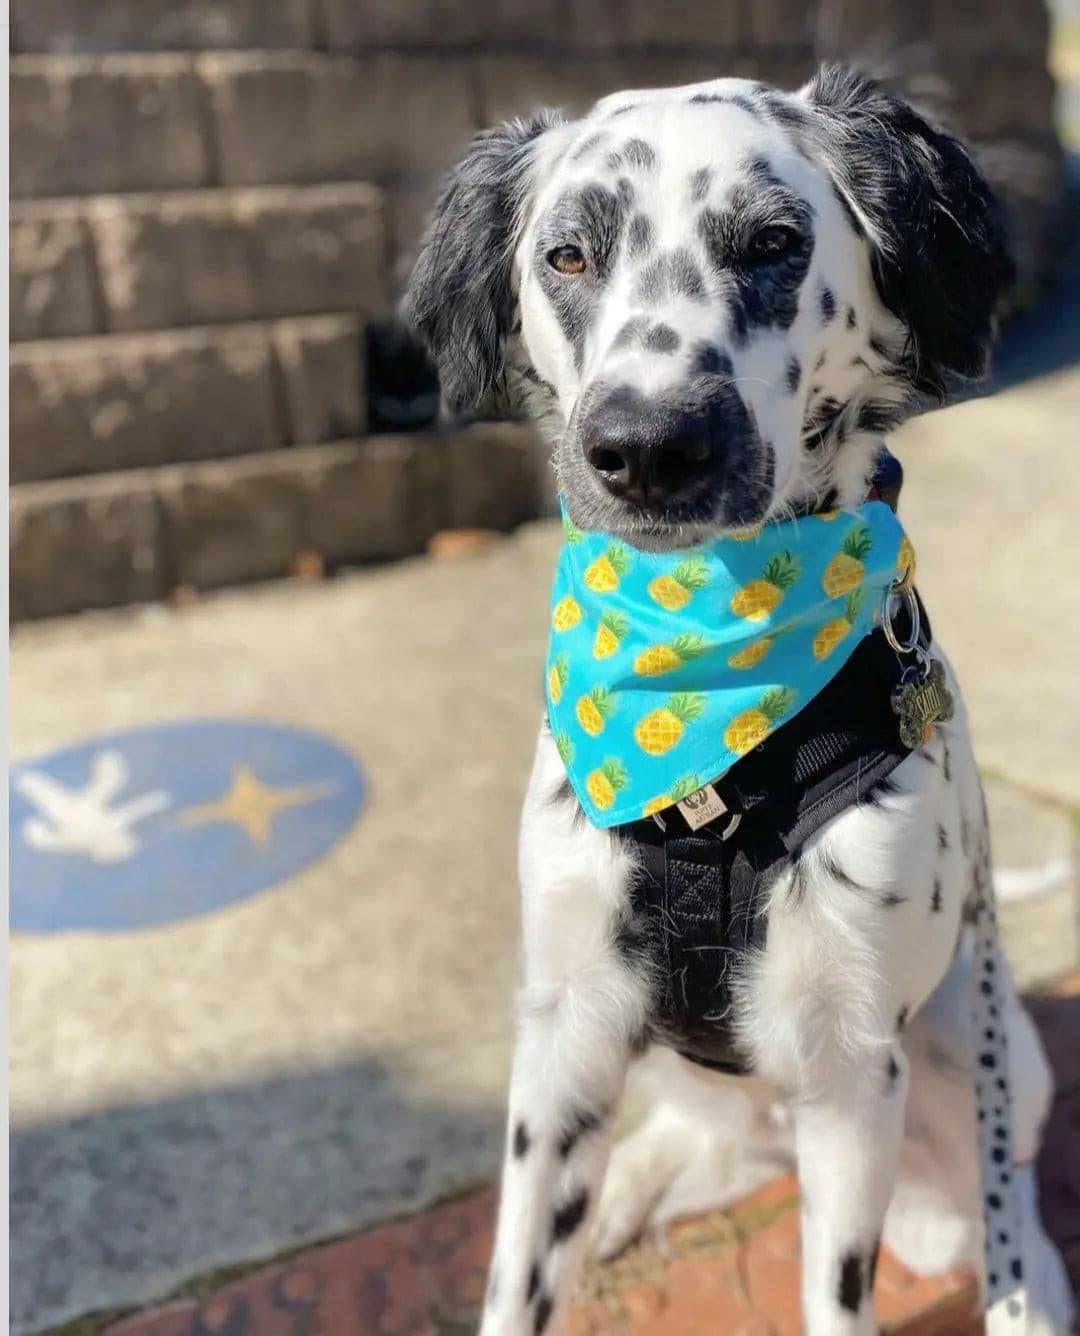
[10,719,365,933]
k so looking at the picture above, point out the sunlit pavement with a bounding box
[10,360,1080,1333]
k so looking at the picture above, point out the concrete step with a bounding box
[12,315,366,483]
[10,424,545,621]
[11,182,387,343]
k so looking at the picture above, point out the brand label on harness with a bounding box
[677,783,728,831]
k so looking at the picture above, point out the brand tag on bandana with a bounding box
[545,499,915,829]
[676,782,727,830]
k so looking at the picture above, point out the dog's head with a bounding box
[404,66,1012,550]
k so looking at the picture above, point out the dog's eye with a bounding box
[746,226,797,263]
[547,244,587,275]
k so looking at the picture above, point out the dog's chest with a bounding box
[620,818,784,1073]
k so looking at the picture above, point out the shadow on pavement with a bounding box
[11,1056,504,1335]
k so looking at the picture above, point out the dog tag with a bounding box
[891,656,955,750]
[677,783,728,831]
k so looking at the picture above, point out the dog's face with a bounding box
[406,68,1012,550]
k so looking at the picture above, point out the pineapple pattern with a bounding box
[730,550,801,621]
[648,557,711,610]
[822,523,872,597]
[584,542,631,593]
[594,610,630,659]
[545,500,912,826]
[813,591,862,660]
[634,634,707,677]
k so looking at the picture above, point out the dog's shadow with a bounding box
[1027,988,1080,1285]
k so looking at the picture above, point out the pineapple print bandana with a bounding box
[546,499,915,828]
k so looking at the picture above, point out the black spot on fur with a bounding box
[623,138,656,170]
[558,1107,605,1159]
[1011,1257,1023,1281]
[690,342,732,377]
[607,103,636,118]
[690,91,760,118]
[930,879,943,912]
[886,1053,900,1088]
[526,1261,540,1302]
[571,133,606,162]
[845,304,857,329]
[552,1187,590,1242]
[980,1052,997,1070]
[785,356,801,393]
[689,167,713,203]
[987,1192,1003,1211]
[513,1121,530,1158]
[627,212,654,258]
[937,824,949,851]
[616,177,635,209]
[838,1252,863,1312]
[866,774,901,806]
[612,315,650,350]
[819,285,837,323]
[644,323,680,353]
[636,248,706,304]
[882,890,907,908]
[534,1292,553,1333]
[896,1005,909,1031]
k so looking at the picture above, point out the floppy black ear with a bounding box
[805,65,1014,400]
[402,110,562,415]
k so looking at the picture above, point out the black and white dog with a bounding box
[405,67,1074,1335]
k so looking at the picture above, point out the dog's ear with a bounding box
[402,110,563,415]
[804,65,1014,399]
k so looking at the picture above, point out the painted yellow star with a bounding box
[180,764,330,845]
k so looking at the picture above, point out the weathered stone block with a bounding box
[302,438,449,563]
[930,0,1049,61]
[445,422,543,531]
[157,452,310,589]
[273,315,367,445]
[198,52,478,186]
[10,202,99,341]
[320,0,555,47]
[11,55,210,198]
[476,56,628,123]
[86,184,389,334]
[10,471,165,619]
[11,325,283,483]
[620,0,740,48]
[12,0,314,53]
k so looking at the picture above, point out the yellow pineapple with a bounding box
[648,557,711,611]
[547,653,569,703]
[593,611,630,659]
[587,758,629,811]
[576,685,615,737]
[812,591,862,660]
[562,513,585,544]
[822,523,873,597]
[584,542,631,593]
[896,534,916,589]
[642,773,701,818]
[552,595,583,631]
[554,732,575,766]
[724,687,797,755]
[730,550,801,621]
[727,636,774,670]
[634,634,707,677]
[634,692,706,756]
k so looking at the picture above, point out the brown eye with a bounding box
[547,244,587,275]
[747,226,796,263]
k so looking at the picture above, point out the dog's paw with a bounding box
[591,1115,691,1259]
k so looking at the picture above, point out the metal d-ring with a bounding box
[881,580,921,654]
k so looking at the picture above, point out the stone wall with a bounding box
[11,0,1064,618]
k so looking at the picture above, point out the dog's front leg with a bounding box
[481,728,649,1336]
[795,1051,908,1335]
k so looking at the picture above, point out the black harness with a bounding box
[618,592,929,1075]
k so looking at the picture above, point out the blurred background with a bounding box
[9,2,1080,1334]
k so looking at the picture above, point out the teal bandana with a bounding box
[545,500,915,828]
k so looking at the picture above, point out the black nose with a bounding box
[584,386,715,506]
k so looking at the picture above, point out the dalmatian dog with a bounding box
[404,66,1074,1335]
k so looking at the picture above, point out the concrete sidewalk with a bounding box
[10,364,1080,1333]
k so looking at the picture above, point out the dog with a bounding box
[404,66,1075,1335]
